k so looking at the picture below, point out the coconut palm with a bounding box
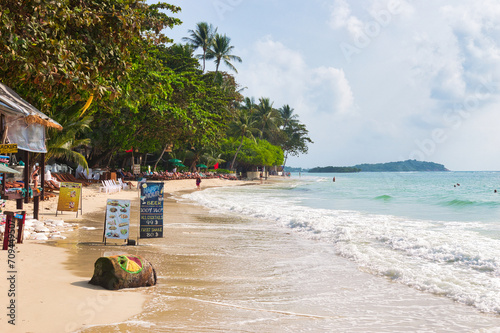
[240,96,256,114]
[182,22,217,72]
[45,103,92,168]
[254,97,280,140]
[279,104,298,129]
[227,110,261,170]
[206,33,242,75]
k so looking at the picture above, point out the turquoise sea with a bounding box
[183,172,500,316]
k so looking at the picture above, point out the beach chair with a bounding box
[110,180,122,192]
[117,178,129,190]
[99,180,110,193]
[99,180,119,193]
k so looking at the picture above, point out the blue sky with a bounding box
[154,0,500,171]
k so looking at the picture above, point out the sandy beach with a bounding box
[0,178,254,333]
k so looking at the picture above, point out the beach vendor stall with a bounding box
[0,82,62,219]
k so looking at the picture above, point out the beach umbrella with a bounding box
[196,164,207,168]
[168,158,181,163]
[173,162,185,167]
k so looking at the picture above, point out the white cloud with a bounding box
[238,37,355,117]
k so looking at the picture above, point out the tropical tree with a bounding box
[45,103,93,168]
[227,110,261,170]
[281,122,313,168]
[182,22,217,72]
[206,33,242,75]
[220,137,283,170]
[279,104,299,129]
[0,0,181,112]
[254,97,281,140]
[240,97,256,114]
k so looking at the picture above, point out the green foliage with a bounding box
[220,137,283,169]
[213,168,232,174]
[45,102,93,168]
[88,41,241,167]
[308,166,361,173]
[0,0,181,112]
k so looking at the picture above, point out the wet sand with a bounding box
[77,192,500,332]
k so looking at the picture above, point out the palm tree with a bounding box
[182,22,217,72]
[279,104,298,129]
[206,33,242,75]
[281,122,313,169]
[227,110,261,170]
[45,103,92,168]
[240,97,256,113]
[254,97,280,139]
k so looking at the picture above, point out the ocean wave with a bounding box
[374,195,392,201]
[183,185,500,314]
[441,199,500,207]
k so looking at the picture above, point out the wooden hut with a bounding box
[0,82,62,219]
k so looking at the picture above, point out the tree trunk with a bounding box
[282,151,289,176]
[230,137,244,170]
[154,143,169,171]
[202,50,206,72]
[89,254,157,290]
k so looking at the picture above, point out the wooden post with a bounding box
[33,196,39,220]
[2,213,12,250]
[0,171,4,199]
[40,153,45,201]
[23,150,29,204]
[16,211,25,244]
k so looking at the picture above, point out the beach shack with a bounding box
[0,82,62,219]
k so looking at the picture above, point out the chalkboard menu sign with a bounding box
[139,182,164,238]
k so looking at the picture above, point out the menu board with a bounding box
[104,199,131,239]
[57,182,82,215]
[139,182,164,238]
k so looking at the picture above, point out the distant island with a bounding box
[308,166,361,173]
[308,160,448,173]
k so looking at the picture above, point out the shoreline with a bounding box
[0,177,255,333]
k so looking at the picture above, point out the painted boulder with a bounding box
[89,254,157,290]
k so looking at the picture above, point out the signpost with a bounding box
[103,199,131,244]
[139,182,164,239]
[132,164,141,175]
[56,182,82,217]
[0,144,18,154]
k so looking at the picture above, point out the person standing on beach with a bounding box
[196,176,201,190]
[32,164,40,189]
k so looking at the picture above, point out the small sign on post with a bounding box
[56,182,83,217]
[132,164,141,175]
[0,144,18,154]
[139,182,164,239]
